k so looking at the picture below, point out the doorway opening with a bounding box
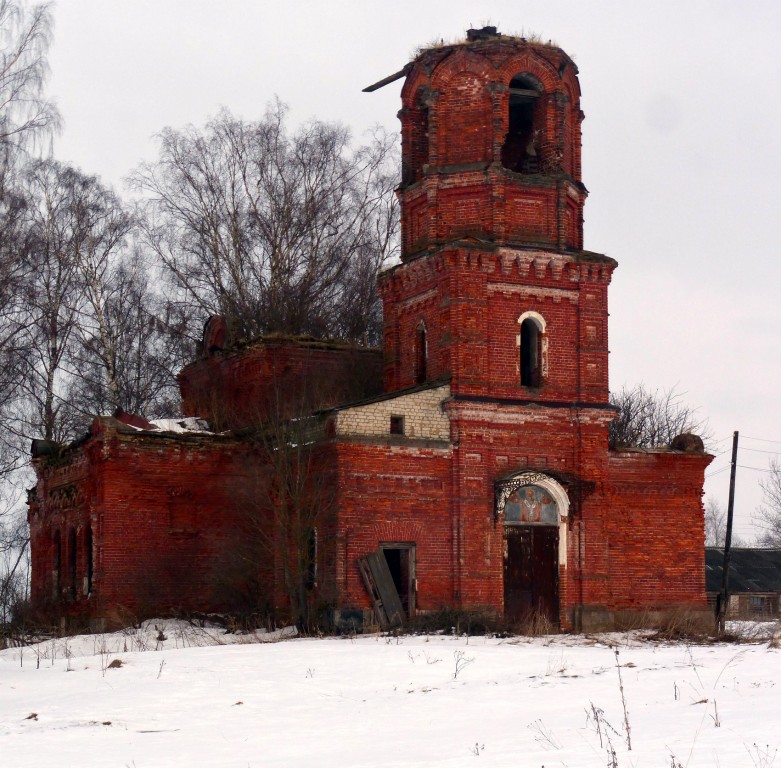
[381,543,416,618]
[503,525,559,626]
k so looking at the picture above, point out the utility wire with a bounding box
[709,436,735,449]
[742,435,781,445]
[709,448,732,458]
[705,466,731,478]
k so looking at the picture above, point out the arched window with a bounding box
[305,528,317,592]
[520,319,540,386]
[69,527,77,599]
[53,530,61,597]
[502,74,542,173]
[85,526,93,595]
[415,323,427,384]
[518,311,547,387]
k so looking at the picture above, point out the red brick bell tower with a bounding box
[368,27,711,631]
[379,27,614,407]
[374,28,626,629]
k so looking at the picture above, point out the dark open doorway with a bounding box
[381,543,416,618]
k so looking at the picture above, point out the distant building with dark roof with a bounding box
[705,548,781,619]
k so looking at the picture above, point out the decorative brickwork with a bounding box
[28,29,712,631]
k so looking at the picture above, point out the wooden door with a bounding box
[504,526,559,625]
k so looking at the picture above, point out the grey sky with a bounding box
[46,0,781,540]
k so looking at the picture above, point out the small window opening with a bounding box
[53,530,61,596]
[520,318,542,387]
[415,325,427,384]
[305,528,317,591]
[85,526,93,595]
[390,415,405,435]
[502,75,540,173]
[68,527,77,600]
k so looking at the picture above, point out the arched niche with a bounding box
[414,321,427,384]
[202,316,228,357]
[403,87,430,185]
[495,471,569,566]
[436,69,492,165]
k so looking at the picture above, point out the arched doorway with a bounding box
[496,472,569,626]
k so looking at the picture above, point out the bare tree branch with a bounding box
[131,103,399,345]
[755,457,781,547]
[608,383,711,450]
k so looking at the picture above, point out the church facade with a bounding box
[28,29,712,632]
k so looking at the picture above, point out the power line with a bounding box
[710,435,736,447]
[742,435,781,445]
[709,448,732,458]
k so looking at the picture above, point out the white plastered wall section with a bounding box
[334,384,451,440]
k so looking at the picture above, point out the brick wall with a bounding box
[379,247,615,401]
[29,418,253,622]
[179,337,383,430]
[328,397,710,630]
[335,385,450,440]
[603,450,711,612]
[398,37,584,257]
[332,441,454,612]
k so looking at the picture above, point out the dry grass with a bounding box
[513,609,558,638]
[412,28,556,60]
[403,608,504,636]
[645,607,715,642]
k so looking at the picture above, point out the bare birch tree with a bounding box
[0,0,60,440]
[608,384,711,450]
[14,158,82,442]
[132,102,398,344]
[0,0,59,155]
[0,0,60,618]
[755,458,781,547]
[13,160,184,441]
[68,242,190,420]
[704,497,727,547]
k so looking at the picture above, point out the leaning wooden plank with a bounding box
[357,555,389,629]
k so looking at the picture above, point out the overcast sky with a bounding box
[45,0,781,540]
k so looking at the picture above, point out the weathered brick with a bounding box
[27,31,711,631]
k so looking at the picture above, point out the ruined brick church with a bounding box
[28,29,712,632]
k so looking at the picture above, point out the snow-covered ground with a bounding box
[1,620,779,767]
